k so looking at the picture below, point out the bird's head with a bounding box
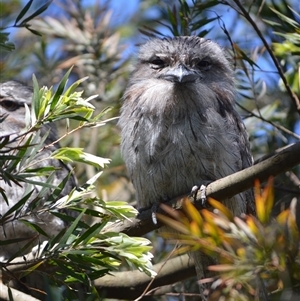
[132,36,234,88]
[0,81,33,136]
[0,80,58,142]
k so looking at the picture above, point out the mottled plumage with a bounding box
[119,36,253,212]
[119,36,254,298]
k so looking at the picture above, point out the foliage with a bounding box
[158,179,300,300]
[0,0,52,51]
[0,73,155,300]
[140,0,220,37]
[268,7,300,94]
[1,0,300,300]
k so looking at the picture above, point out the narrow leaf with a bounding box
[208,198,234,221]
[50,67,73,111]
[20,220,49,237]
[156,213,190,234]
[56,210,85,247]
[19,1,53,25]
[14,0,34,25]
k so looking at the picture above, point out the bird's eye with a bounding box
[197,60,210,69]
[1,100,20,111]
[150,58,165,68]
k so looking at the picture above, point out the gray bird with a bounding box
[0,80,76,260]
[118,36,254,298]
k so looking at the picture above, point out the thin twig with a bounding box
[230,0,300,112]
[134,244,179,301]
[237,102,300,140]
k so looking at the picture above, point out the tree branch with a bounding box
[236,102,300,141]
[94,254,195,299]
[104,141,300,236]
[0,282,41,301]
[2,142,300,299]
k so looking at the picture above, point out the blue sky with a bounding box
[14,0,298,89]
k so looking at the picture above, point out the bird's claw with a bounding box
[190,185,200,202]
[137,203,159,224]
[199,184,207,206]
[151,203,159,225]
[190,183,210,207]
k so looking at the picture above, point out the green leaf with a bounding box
[25,26,42,36]
[52,147,110,169]
[64,77,89,97]
[20,261,44,278]
[234,44,260,69]
[269,7,300,28]
[54,210,85,248]
[19,1,53,25]
[104,201,138,219]
[190,17,218,32]
[49,113,89,122]
[73,223,106,247]
[46,172,74,205]
[14,0,34,25]
[4,236,40,263]
[0,32,15,51]
[1,190,34,219]
[32,74,40,124]
[50,67,73,111]
[20,219,49,237]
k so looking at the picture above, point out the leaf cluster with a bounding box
[0,73,155,299]
[0,0,52,51]
[158,179,300,300]
[140,0,220,37]
[268,7,300,94]
[1,0,300,299]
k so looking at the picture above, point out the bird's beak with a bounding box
[162,65,198,83]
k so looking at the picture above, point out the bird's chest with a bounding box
[132,109,217,167]
[127,109,225,205]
